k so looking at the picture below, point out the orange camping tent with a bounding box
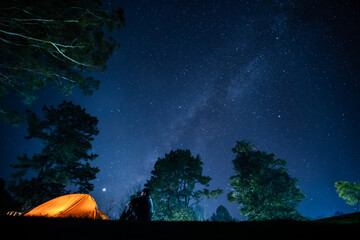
[24,193,109,220]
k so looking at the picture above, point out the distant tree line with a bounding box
[141,140,306,221]
[2,105,307,221]
[2,103,358,219]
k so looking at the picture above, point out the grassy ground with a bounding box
[2,212,359,240]
[313,211,360,224]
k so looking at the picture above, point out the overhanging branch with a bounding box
[0,29,92,67]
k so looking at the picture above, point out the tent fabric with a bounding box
[24,193,109,220]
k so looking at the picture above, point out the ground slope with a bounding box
[2,213,359,240]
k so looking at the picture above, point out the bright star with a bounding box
[102,188,106,192]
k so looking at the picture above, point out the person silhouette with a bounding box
[120,188,153,221]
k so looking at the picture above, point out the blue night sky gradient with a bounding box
[1,1,359,219]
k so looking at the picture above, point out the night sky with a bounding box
[1,0,360,220]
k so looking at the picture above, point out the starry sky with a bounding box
[1,0,360,220]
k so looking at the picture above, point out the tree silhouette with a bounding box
[228,140,306,220]
[145,149,222,221]
[210,205,235,222]
[9,101,99,207]
[335,181,360,212]
[0,0,125,124]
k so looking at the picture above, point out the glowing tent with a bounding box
[24,193,109,220]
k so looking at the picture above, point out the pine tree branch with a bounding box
[50,42,92,67]
[10,18,79,23]
[0,29,85,48]
[0,29,92,67]
[0,72,24,88]
[0,64,77,84]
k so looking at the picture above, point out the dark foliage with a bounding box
[228,140,306,220]
[0,178,21,213]
[9,101,99,207]
[335,181,360,212]
[0,0,125,124]
[145,149,222,221]
[210,205,235,222]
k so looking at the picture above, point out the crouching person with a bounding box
[120,188,153,221]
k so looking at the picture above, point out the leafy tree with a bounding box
[227,140,306,221]
[9,101,99,207]
[335,181,360,212]
[0,0,125,124]
[210,205,235,222]
[145,149,223,221]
